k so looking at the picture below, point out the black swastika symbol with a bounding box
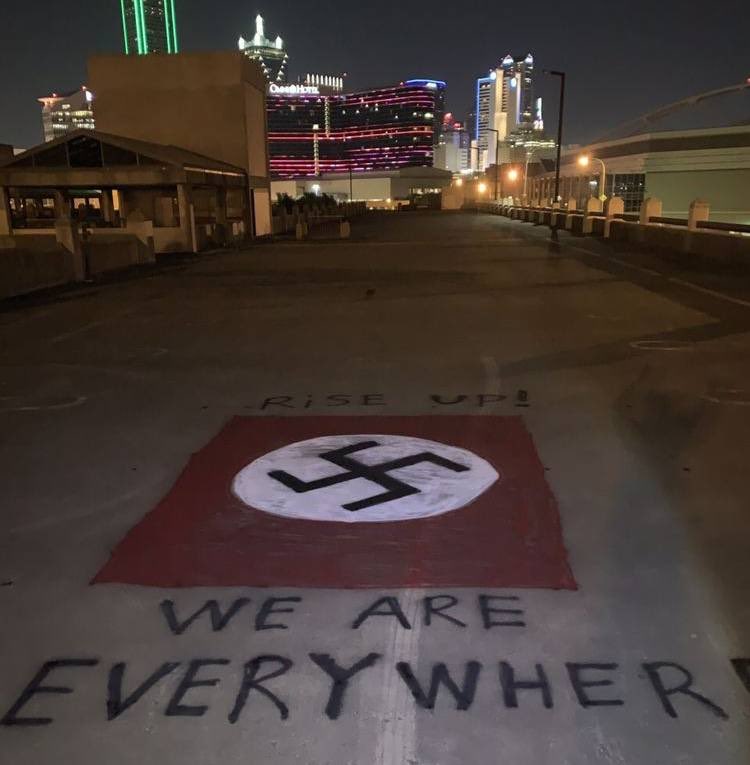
[268,441,470,512]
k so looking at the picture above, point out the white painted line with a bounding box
[373,588,422,765]
[667,278,750,309]
[561,242,750,310]
[630,340,694,352]
[50,321,104,344]
[703,389,750,406]
[0,395,88,413]
[481,355,500,397]
[610,257,662,277]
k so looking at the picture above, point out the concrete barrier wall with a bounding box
[4,232,60,252]
[476,202,750,267]
[0,247,75,299]
[86,235,146,275]
[153,226,186,253]
[609,220,750,264]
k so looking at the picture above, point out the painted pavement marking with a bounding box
[233,435,498,523]
[93,416,576,590]
[563,242,750,309]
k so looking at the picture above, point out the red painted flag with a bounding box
[93,416,576,590]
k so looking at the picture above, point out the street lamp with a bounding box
[505,167,520,203]
[578,154,607,201]
[478,182,488,194]
[487,127,500,201]
[523,150,533,201]
[543,69,566,204]
[470,144,484,172]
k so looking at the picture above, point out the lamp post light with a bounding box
[470,144,484,173]
[487,127,500,201]
[523,150,533,201]
[505,167,520,203]
[578,154,607,202]
[543,69,566,204]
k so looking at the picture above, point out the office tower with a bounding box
[121,0,179,55]
[239,14,289,84]
[38,87,95,142]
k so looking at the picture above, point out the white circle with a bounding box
[232,434,500,524]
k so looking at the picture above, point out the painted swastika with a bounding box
[268,440,470,512]
[233,434,498,524]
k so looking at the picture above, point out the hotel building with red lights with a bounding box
[267,79,446,178]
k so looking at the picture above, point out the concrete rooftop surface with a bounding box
[1,211,749,764]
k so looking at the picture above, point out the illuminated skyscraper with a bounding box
[238,14,289,84]
[267,80,445,178]
[38,87,96,142]
[474,53,538,169]
[121,0,179,55]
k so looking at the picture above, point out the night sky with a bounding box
[1,0,748,149]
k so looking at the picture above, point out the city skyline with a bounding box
[1,0,748,149]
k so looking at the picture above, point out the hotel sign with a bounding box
[269,84,320,96]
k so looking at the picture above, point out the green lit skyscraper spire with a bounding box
[121,0,179,55]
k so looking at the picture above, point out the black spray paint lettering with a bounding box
[165,660,230,717]
[479,595,526,629]
[423,595,467,629]
[397,662,482,711]
[107,662,181,720]
[352,596,412,629]
[160,598,302,636]
[500,662,553,709]
[2,657,744,725]
[257,394,516,410]
[160,599,251,636]
[228,656,294,723]
[327,394,354,407]
[731,658,750,695]
[430,394,509,408]
[0,659,99,727]
[309,653,382,720]
[255,598,302,631]
[566,663,624,708]
[352,594,526,631]
[642,662,729,720]
[260,394,388,411]
[260,396,295,409]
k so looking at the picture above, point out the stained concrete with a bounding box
[1,211,749,763]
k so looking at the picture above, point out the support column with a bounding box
[53,191,85,281]
[604,196,625,238]
[0,186,12,236]
[117,189,129,223]
[100,189,115,226]
[215,187,228,246]
[583,197,603,235]
[688,199,710,230]
[53,190,68,220]
[177,183,198,253]
[640,197,662,225]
